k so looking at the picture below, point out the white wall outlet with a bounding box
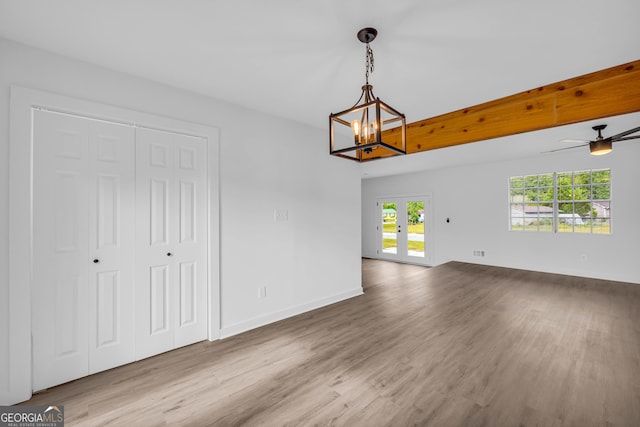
[274,209,288,222]
[580,254,587,263]
[473,250,486,257]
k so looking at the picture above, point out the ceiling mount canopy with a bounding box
[357,27,378,44]
[329,28,406,162]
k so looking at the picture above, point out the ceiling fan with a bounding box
[547,124,640,155]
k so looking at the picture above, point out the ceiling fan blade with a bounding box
[609,126,640,141]
[559,138,590,144]
[542,143,589,154]
[614,134,640,143]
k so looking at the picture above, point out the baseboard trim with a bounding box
[220,288,364,339]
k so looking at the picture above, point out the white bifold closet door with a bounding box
[32,110,135,391]
[135,127,208,360]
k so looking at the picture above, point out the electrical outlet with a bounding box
[473,250,486,257]
[580,254,587,263]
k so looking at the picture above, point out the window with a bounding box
[509,169,610,234]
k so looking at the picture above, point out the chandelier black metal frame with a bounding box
[329,28,406,162]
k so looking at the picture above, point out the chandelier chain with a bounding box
[365,43,374,84]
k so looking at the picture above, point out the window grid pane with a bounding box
[509,169,610,234]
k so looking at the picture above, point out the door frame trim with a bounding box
[8,86,220,403]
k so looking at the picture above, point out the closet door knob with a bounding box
[167,252,172,257]
[93,259,100,264]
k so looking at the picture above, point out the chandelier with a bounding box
[329,28,406,162]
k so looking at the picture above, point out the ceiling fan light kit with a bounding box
[329,28,406,162]
[589,139,612,155]
[589,124,612,155]
[547,124,640,155]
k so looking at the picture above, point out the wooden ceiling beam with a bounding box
[373,59,640,157]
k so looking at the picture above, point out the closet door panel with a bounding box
[150,179,170,245]
[95,270,119,347]
[135,129,208,358]
[32,111,90,391]
[173,135,207,347]
[150,264,171,335]
[135,128,176,359]
[87,120,135,374]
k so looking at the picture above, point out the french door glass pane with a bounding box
[407,201,424,257]
[381,202,397,254]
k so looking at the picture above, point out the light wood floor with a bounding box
[23,260,640,426]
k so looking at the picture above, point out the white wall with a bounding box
[0,38,362,403]
[362,141,640,284]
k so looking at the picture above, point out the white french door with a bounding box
[32,110,135,391]
[135,127,208,360]
[377,196,432,265]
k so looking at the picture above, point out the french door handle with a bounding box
[93,259,100,264]
[167,252,172,257]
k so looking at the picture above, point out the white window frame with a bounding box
[508,168,611,234]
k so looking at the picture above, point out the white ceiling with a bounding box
[1,0,639,177]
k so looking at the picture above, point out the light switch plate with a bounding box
[274,209,288,222]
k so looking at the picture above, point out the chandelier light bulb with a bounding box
[351,120,361,143]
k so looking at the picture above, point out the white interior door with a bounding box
[32,110,135,390]
[377,196,432,265]
[135,128,208,360]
